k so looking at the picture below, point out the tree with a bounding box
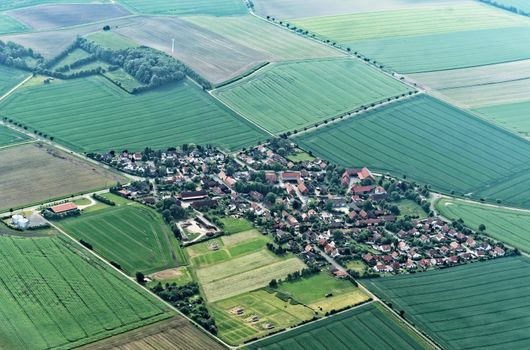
[478,224,486,232]
[265,192,277,203]
[269,279,278,288]
[136,272,145,284]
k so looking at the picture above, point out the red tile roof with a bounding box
[50,202,78,214]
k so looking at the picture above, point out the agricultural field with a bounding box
[351,27,530,73]
[0,127,29,148]
[0,76,268,152]
[7,4,131,30]
[0,65,28,97]
[0,234,173,350]
[291,3,529,42]
[117,0,248,16]
[213,58,413,134]
[247,302,433,350]
[295,95,530,207]
[0,143,125,211]
[56,201,183,275]
[85,31,138,50]
[79,316,225,350]
[484,0,530,13]
[365,256,530,350]
[0,14,28,35]
[0,0,111,11]
[436,198,530,253]
[475,100,530,138]
[51,48,91,68]
[101,68,143,93]
[187,230,306,302]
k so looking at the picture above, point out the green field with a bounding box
[475,100,530,138]
[485,0,530,13]
[365,256,530,350]
[0,0,111,11]
[213,58,412,134]
[296,95,530,208]
[220,217,254,234]
[118,0,248,16]
[436,198,530,253]
[350,27,530,73]
[102,68,143,92]
[397,199,428,219]
[0,14,27,35]
[0,65,27,97]
[291,3,529,42]
[57,202,183,275]
[248,302,432,350]
[51,48,91,69]
[0,125,29,147]
[1,76,268,152]
[0,235,172,350]
[85,31,138,49]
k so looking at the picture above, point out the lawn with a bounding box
[287,150,315,163]
[475,100,530,138]
[85,30,138,49]
[365,256,530,350]
[118,0,248,16]
[210,289,315,345]
[291,3,529,42]
[220,217,254,234]
[248,302,433,350]
[295,95,530,208]
[436,198,530,253]
[0,65,28,97]
[1,76,268,152]
[0,125,29,148]
[350,27,530,73]
[0,14,28,35]
[397,199,428,219]
[57,202,183,275]
[0,143,126,211]
[0,235,172,350]
[213,58,413,134]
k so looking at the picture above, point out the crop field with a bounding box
[0,235,172,350]
[474,170,530,210]
[85,31,138,49]
[365,256,530,350]
[0,143,125,211]
[486,0,530,13]
[248,302,432,350]
[102,68,143,93]
[436,198,530,253]
[295,95,530,207]
[291,3,528,43]
[0,126,29,148]
[213,58,412,134]
[1,76,268,152]
[475,100,530,138]
[79,316,225,350]
[351,27,530,73]
[7,4,131,30]
[0,0,111,11]
[117,0,248,16]
[210,289,315,345]
[0,14,27,35]
[253,0,468,19]
[57,202,182,275]
[0,65,28,97]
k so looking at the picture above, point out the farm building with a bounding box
[49,202,78,214]
[180,190,208,201]
[11,214,29,230]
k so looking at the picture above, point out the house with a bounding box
[334,270,348,278]
[357,167,375,183]
[180,190,208,201]
[265,171,277,184]
[249,191,264,202]
[297,182,308,195]
[492,246,505,256]
[49,202,78,214]
[191,199,218,210]
[282,172,301,182]
[341,168,360,187]
[351,185,373,195]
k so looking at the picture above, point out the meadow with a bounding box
[475,100,530,138]
[1,76,268,152]
[0,126,29,148]
[365,256,530,350]
[0,65,27,97]
[436,198,530,253]
[0,235,172,350]
[0,14,27,35]
[350,27,530,73]
[57,201,182,275]
[0,143,126,211]
[7,4,131,30]
[295,95,530,206]
[292,3,528,42]
[247,302,433,350]
[117,0,248,16]
[214,58,412,134]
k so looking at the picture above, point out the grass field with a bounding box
[475,100,530,138]
[292,3,529,42]
[248,302,433,350]
[0,234,172,350]
[351,27,530,73]
[295,95,530,207]
[118,0,248,16]
[0,125,29,148]
[0,65,28,97]
[365,256,530,350]
[397,199,428,219]
[7,4,131,30]
[214,58,412,134]
[210,289,315,345]
[0,14,27,35]
[85,31,138,49]
[436,198,530,253]
[220,217,254,234]
[101,68,143,93]
[0,143,126,211]
[78,316,225,350]
[51,48,91,69]
[1,76,268,152]
[57,202,183,275]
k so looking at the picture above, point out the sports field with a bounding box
[0,65,27,97]
[0,143,126,211]
[295,95,530,207]
[351,27,530,73]
[436,198,530,253]
[365,256,530,350]
[118,0,248,16]
[213,58,412,134]
[0,235,172,350]
[57,202,183,275]
[0,126,29,148]
[1,76,268,152]
[475,100,530,138]
[7,4,131,30]
[292,3,529,42]
[248,302,433,350]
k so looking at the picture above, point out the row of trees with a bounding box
[0,40,44,71]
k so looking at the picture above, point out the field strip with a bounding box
[0,74,32,102]
[0,139,36,151]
